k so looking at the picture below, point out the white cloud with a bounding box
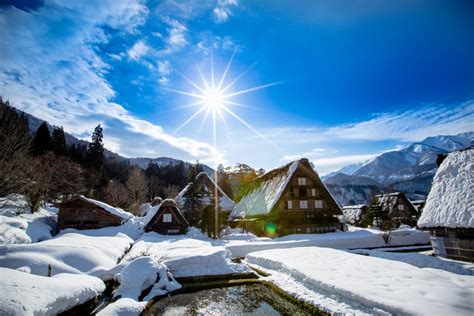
[0,0,223,165]
[127,40,150,60]
[213,0,238,23]
[326,101,474,142]
[164,17,187,49]
[282,147,336,161]
[157,60,172,75]
[311,154,377,175]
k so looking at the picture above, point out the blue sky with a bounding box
[1,0,473,174]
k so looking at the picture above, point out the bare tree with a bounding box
[104,180,130,209]
[126,168,148,214]
[163,185,180,199]
[0,98,31,195]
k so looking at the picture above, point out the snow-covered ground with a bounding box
[246,247,474,315]
[0,194,57,244]
[120,230,251,278]
[0,267,105,315]
[0,229,134,280]
[225,227,430,257]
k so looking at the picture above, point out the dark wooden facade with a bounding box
[145,199,189,235]
[376,192,418,227]
[231,158,343,237]
[428,228,474,262]
[57,197,125,231]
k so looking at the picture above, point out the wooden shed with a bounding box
[57,196,133,231]
[229,158,343,237]
[144,199,189,235]
[418,148,473,262]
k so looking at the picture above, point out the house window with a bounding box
[300,200,308,209]
[398,205,405,211]
[298,177,307,185]
[287,200,293,209]
[163,213,172,223]
[314,200,323,208]
[311,188,316,197]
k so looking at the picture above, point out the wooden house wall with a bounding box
[146,206,187,235]
[57,199,122,231]
[429,228,474,262]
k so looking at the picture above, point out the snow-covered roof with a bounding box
[176,172,235,211]
[375,192,415,213]
[78,196,134,221]
[342,205,367,223]
[142,198,189,227]
[230,160,300,218]
[418,148,474,228]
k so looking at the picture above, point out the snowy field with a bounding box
[225,226,430,257]
[0,194,57,244]
[246,247,474,315]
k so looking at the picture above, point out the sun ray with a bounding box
[221,105,282,152]
[173,106,207,134]
[220,61,258,94]
[210,50,215,89]
[163,87,204,99]
[195,63,210,90]
[173,100,206,111]
[175,70,206,94]
[197,107,211,135]
[217,47,237,91]
[223,100,257,109]
[223,80,284,98]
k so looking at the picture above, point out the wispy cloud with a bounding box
[127,40,150,60]
[282,147,336,161]
[213,0,238,23]
[0,0,223,165]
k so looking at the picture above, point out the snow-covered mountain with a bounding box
[324,132,474,205]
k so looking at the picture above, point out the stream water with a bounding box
[145,284,311,315]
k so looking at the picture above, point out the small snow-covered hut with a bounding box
[341,204,367,225]
[57,196,133,231]
[144,199,189,235]
[418,148,473,262]
[229,158,343,236]
[375,192,418,227]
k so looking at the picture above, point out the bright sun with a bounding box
[202,88,225,111]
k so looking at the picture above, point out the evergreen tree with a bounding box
[183,164,204,226]
[361,196,387,228]
[51,126,67,156]
[86,124,105,170]
[31,121,52,156]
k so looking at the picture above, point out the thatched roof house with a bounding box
[57,196,133,231]
[230,158,342,236]
[144,199,189,235]
[418,148,473,262]
[375,192,418,227]
[341,204,367,225]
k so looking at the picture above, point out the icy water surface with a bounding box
[147,284,310,315]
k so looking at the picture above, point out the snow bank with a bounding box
[246,247,474,315]
[0,267,104,315]
[0,231,133,280]
[121,232,250,277]
[219,227,258,241]
[0,195,56,244]
[98,298,147,316]
[351,249,474,276]
[226,228,430,257]
[418,149,474,228]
